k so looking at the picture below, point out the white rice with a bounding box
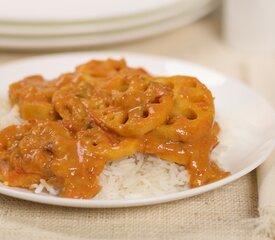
[28,154,189,199]
[0,97,227,200]
[0,96,23,128]
[95,154,189,199]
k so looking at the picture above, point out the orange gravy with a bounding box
[0,59,229,198]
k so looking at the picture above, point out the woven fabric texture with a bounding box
[0,172,260,240]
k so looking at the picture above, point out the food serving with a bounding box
[0,58,229,199]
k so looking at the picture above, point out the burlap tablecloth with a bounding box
[0,12,273,240]
[0,173,258,240]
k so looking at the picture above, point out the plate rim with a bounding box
[0,0,193,35]
[0,3,218,50]
[0,0,182,23]
[0,50,274,208]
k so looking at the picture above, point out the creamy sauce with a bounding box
[0,59,229,198]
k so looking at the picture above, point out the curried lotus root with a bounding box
[0,59,229,199]
[143,76,225,187]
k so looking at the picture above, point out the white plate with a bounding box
[0,0,215,36]
[0,52,274,208]
[0,2,217,50]
[0,0,181,23]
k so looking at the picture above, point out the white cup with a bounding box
[223,0,275,52]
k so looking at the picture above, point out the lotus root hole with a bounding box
[150,96,161,104]
[121,114,129,124]
[142,109,149,118]
[183,108,197,120]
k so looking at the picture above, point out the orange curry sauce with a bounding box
[0,59,229,198]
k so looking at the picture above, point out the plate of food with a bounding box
[0,52,274,208]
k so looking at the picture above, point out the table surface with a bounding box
[0,11,274,240]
